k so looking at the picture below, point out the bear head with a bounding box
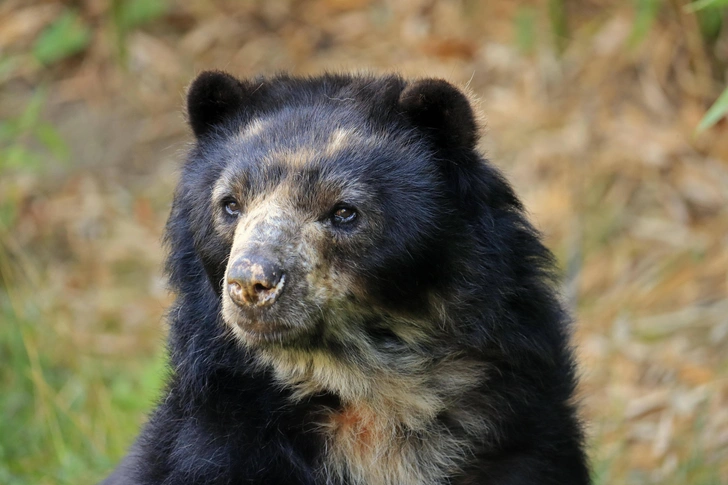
[172,71,546,403]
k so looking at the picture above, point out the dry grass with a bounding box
[1,1,727,484]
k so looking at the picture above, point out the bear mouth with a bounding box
[231,318,309,346]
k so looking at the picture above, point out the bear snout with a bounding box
[226,253,285,307]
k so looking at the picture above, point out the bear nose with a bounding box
[226,254,285,307]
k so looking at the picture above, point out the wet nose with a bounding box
[227,254,285,307]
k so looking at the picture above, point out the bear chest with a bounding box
[319,403,468,485]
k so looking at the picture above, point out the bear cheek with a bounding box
[298,224,358,307]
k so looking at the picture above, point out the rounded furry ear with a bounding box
[186,71,250,138]
[398,79,478,150]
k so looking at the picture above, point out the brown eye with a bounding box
[331,206,357,225]
[223,199,241,217]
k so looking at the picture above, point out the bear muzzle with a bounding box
[226,253,286,307]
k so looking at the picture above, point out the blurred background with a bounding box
[1,0,727,483]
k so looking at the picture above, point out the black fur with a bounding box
[187,70,255,138]
[399,79,478,149]
[102,72,590,485]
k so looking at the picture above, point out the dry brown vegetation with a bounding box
[1,1,727,484]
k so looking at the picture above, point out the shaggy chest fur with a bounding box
[319,402,472,485]
[257,346,487,485]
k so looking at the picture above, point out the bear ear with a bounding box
[186,70,253,138]
[398,79,478,150]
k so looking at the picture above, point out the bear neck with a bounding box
[251,342,489,485]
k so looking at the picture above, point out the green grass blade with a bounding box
[116,0,167,31]
[629,0,662,47]
[548,0,569,53]
[33,10,91,66]
[514,7,538,55]
[17,88,47,133]
[34,123,70,163]
[685,0,728,12]
[696,85,728,133]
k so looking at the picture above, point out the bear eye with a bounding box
[331,205,357,225]
[223,199,241,218]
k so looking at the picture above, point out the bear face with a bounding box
[212,108,447,344]
[181,73,502,404]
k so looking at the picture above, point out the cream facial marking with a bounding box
[324,128,356,157]
[255,127,367,169]
[236,118,268,140]
[274,146,320,168]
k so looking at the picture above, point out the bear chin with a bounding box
[229,319,306,346]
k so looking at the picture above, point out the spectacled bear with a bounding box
[102,72,590,485]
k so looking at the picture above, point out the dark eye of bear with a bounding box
[331,205,357,225]
[223,199,241,218]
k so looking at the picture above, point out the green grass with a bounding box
[0,289,165,485]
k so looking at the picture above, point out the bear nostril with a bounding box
[227,280,243,300]
[253,283,270,293]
